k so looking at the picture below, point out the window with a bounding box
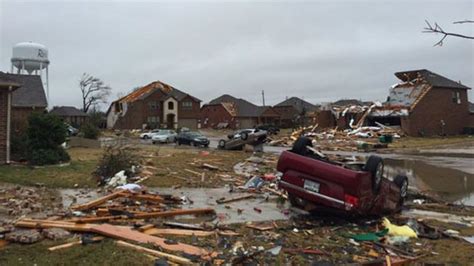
[147,116,160,124]
[182,101,193,109]
[148,101,159,110]
[452,91,461,104]
[168,101,174,110]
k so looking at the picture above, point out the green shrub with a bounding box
[10,132,28,161]
[26,113,70,165]
[81,122,100,139]
[93,146,140,181]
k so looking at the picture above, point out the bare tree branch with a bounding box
[453,20,474,24]
[79,73,112,113]
[424,20,474,46]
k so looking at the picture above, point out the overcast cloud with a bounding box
[1,0,473,109]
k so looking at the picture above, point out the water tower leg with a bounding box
[10,64,13,74]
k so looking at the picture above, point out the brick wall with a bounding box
[200,104,236,128]
[404,87,470,136]
[0,91,8,164]
[178,95,201,119]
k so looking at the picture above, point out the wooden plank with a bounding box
[201,163,219,171]
[71,190,124,211]
[216,195,254,204]
[16,218,210,258]
[116,240,194,265]
[92,224,209,257]
[246,224,274,231]
[48,237,104,251]
[184,169,201,176]
[163,222,205,230]
[68,208,215,223]
[118,192,164,203]
[143,228,215,237]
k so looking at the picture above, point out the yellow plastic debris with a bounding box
[382,218,418,238]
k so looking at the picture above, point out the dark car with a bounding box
[276,137,408,216]
[176,131,210,147]
[255,124,280,135]
[219,129,267,150]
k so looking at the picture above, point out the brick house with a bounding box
[50,106,89,128]
[201,94,280,129]
[368,69,472,136]
[273,97,318,128]
[0,73,21,164]
[1,73,48,132]
[107,81,201,130]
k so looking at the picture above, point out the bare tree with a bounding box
[424,19,474,46]
[79,73,112,113]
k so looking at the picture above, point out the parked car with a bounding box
[219,129,267,150]
[176,131,210,147]
[65,124,78,136]
[140,129,161,139]
[277,137,408,216]
[151,130,177,144]
[255,124,280,135]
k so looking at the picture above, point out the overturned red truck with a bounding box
[277,137,408,216]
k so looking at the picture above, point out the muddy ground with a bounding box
[0,136,473,265]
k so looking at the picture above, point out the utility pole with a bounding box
[262,90,265,106]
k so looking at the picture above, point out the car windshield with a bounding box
[188,132,202,138]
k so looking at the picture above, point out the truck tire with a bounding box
[241,132,249,140]
[291,137,312,156]
[288,194,305,208]
[218,139,226,149]
[143,135,149,140]
[394,175,408,203]
[364,155,384,193]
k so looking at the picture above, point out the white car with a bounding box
[151,130,177,144]
[140,129,161,139]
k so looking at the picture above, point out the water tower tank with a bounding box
[11,42,49,74]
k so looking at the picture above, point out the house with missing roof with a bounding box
[273,97,319,128]
[106,81,201,130]
[0,73,21,164]
[368,69,473,136]
[50,106,89,128]
[1,73,48,132]
[200,94,280,129]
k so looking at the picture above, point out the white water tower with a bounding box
[10,42,50,102]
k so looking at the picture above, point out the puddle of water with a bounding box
[58,187,291,224]
[384,158,474,206]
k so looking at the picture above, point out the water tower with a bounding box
[10,42,50,103]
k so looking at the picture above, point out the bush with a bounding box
[81,122,100,139]
[26,113,70,165]
[10,132,28,161]
[93,146,140,183]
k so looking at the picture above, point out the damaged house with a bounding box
[200,94,280,129]
[368,69,472,136]
[1,73,48,132]
[107,81,201,130]
[317,99,373,130]
[273,97,319,128]
[0,73,21,164]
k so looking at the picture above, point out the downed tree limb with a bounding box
[116,240,194,265]
[16,219,210,258]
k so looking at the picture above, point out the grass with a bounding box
[0,145,253,189]
[0,238,153,266]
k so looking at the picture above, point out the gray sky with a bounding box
[1,0,473,110]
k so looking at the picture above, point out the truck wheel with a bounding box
[291,137,312,156]
[143,135,149,140]
[240,132,249,140]
[218,139,226,149]
[394,175,408,202]
[364,155,384,193]
[288,194,305,208]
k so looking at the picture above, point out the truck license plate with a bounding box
[304,180,320,193]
